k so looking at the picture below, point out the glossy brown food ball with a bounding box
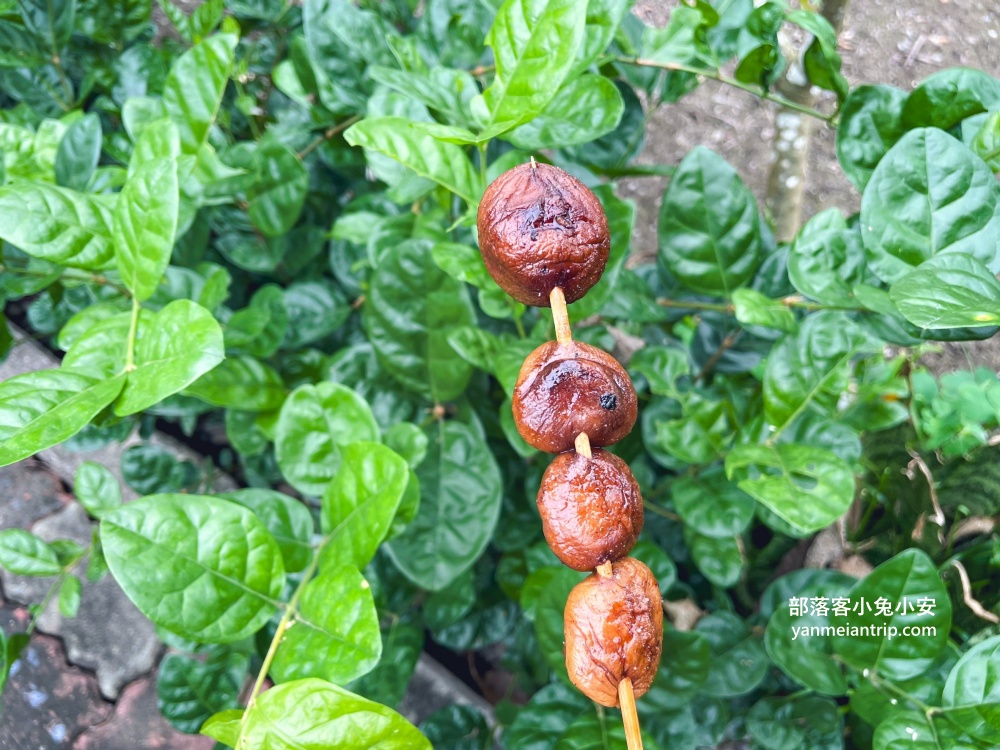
[564,557,663,707]
[477,162,610,307]
[512,340,637,453]
[538,450,643,571]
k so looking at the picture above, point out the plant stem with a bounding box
[297,115,362,160]
[656,296,862,314]
[616,57,836,124]
[125,296,140,373]
[235,540,328,749]
[478,142,488,192]
[0,264,131,297]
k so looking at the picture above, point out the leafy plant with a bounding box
[0,0,999,748]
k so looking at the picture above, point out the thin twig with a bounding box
[697,328,743,382]
[297,114,362,159]
[947,560,1000,624]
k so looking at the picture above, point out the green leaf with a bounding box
[890,254,1000,329]
[431,242,492,289]
[420,705,492,750]
[219,489,314,574]
[970,110,1000,171]
[763,311,869,430]
[732,288,796,332]
[902,67,1000,130]
[157,649,244,735]
[347,615,423,709]
[655,395,732,465]
[274,382,380,497]
[574,0,634,75]
[101,493,285,643]
[861,127,1000,284]
[836,84,907,191]
[685,528,742,587]
[482,0,587,126]
[185,356,286,411]
[247,140,308,237]
[504,683,589,750]
[0,369,126,467]
[0,529,61,576]
[527,565,585,679]
[940,635,1000,744]
[225,284,288,358]
[345,117,481,206]
[873,711,978,750]
[629,345,689,398]
[55,113,102,192]
[386,421,502,591]
[200,709,243,747]
[725,442,855,534]
[58,574,81,617]
[113,119,180,301]
[116,300,225,416]
[163,34,237,154]
[121,444,200,495]
[281,280,350,349]
[320,441,409,570]
[271,564,382,684]
[0,181,115,269]
[74,460,122,519]
[507,74,624,150]
[788,208,870,306]
[671,469,755,538]
[229,678,431,750]
[365,239,476,402]
[556,711,656,750]
[384,422,430,469]
[641,628,712,710]
[0,20,48,67]
[695,610,769,696]
[746,695,841,750]
[830,548,952,681]
[785,10,847,101]
[18,0,75,51]
[659,146,761,296]
[367,66,479,129]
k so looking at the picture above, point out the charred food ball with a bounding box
[512,340,637,453]
[537,450,643,572]
[564,557,663,707]
[477,162,610,307]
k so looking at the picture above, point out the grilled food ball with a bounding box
[537,450,643,571]
[564,557,663,707]
[512,340,637,453]
[477,162,610,307]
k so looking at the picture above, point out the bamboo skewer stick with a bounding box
[551,283,644,750]
[618,678,643,750]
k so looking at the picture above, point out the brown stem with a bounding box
[618,678,643,750]
[550,286,572,344]
[297,114,362,159]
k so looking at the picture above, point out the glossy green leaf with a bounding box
[430,242,492,289]
[890,254,1000,329]
[482,0,587,126]
[0,369,126,467]
[367,66,479,128]
[641,628,712,710]
[902,68,1000,130]
[386,421,502,591]
[55,113,102,192]
[659,146,761,296]
[786,10,847,100]
[113,119,180,301]
[746,695,841,750]
[185,356,286,411]
[223,678,431,750]
[225,284,288,358]
[420,705,492,750]
[163,34,237,154]
[861,127,1000,284]
[58,574,81,617]
[873,711,978,750]
[345,117,481,205]
[101,493,284,643]
[0,19,48,67]
[220,489,314,574]
[320,441,409,570]
[271,564,382,684]
[574,0,634,74]
[384,422,429,469]
[671,469,754,538]
[347,615,424,709]
[788,208,870,306]
[685,528,742,587]
[764,311,869,430]
[74,460,122,519]
[116,300,225,416]
[274,382,380,497]
[247,140,308,237]
[528,565,585,679]
[121,445,203,494]
[157,649,244,735]
[836,84,907,191]
[18,0,75,50]
[0,181,115,269]
[0,529,61,576]
[507,74,624,150]
[830,548,952,681]
[940,635,1000,744]
[504,683,589,750]
[281,280,350,349]
[365,239,476,402]
[695,610,769,697]
[732,288,796,332]
[726,442,855,534]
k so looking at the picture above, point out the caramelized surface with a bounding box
[477,163,610,306]
[538,449,643,571]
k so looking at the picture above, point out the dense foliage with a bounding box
[0,0,999,747]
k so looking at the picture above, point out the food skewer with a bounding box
[477,160,662,750]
